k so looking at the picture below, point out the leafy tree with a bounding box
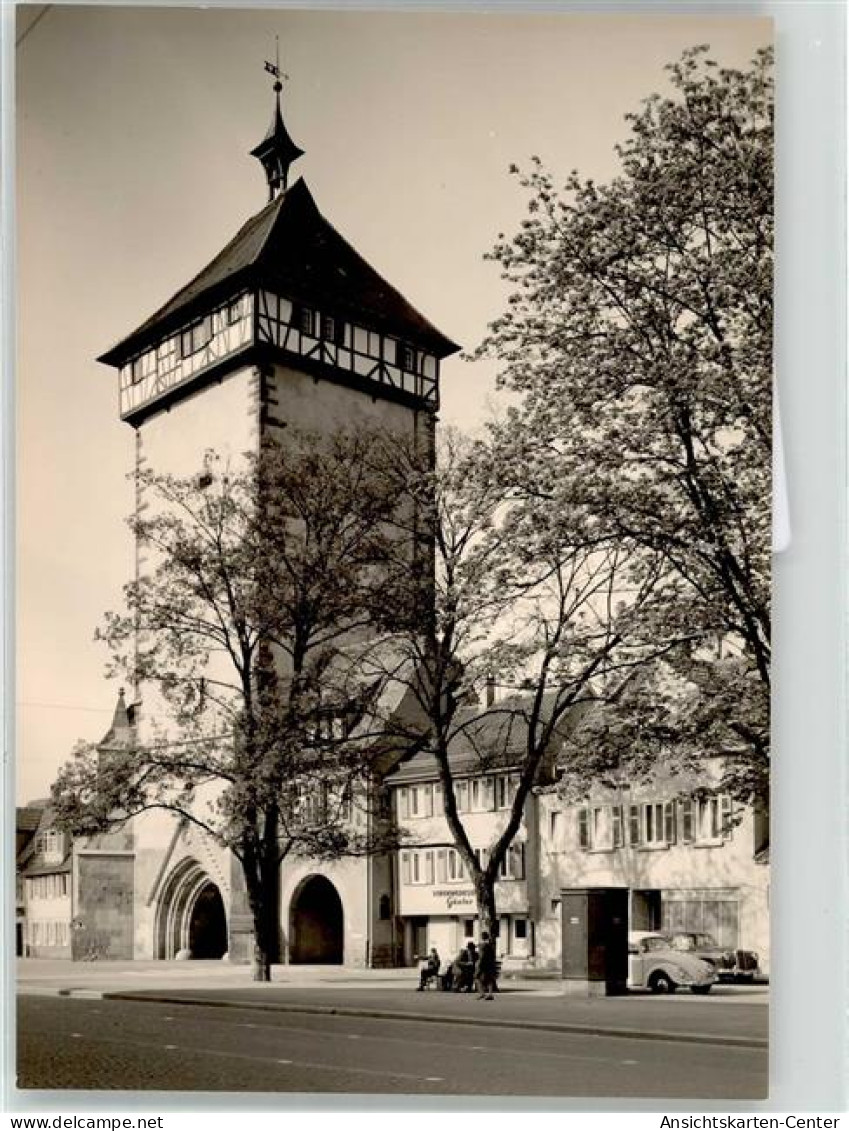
[474,46,773,800]
[380,433,664,941]
[52,431,413,980]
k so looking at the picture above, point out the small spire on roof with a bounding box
[250,38,304,202]
[110,687,130,732]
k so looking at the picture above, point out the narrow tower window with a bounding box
[396,341,418,372]
[320,313,345,345]
[295,305,315,337]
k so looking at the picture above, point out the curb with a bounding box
[98,990,767,1050]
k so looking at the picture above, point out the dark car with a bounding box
[669,931,761,982]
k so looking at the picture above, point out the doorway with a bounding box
[631,889,662,931]
[289,875,344,964]
[189,881,228,959]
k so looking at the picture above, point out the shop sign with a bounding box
[399,882,528,916]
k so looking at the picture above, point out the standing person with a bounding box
[476,931,497,1000]
[465,940,478,992]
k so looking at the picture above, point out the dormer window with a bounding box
[179,315,213,359]
[396,342,418,372]
[226,298,242,325]
[36,830,63,863]
[130,356,144,385]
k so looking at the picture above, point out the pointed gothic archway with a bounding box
[155,858,228,960]
[289,875,344,964]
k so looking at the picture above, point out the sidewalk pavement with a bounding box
[17,959,768,1049]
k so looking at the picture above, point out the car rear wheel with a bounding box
[691,985,712,995]
[649,970,676,994]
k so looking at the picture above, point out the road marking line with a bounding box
[348,1034,361,1040]
[425,1076,443,1082]
[164,1044,178,1050]
[277,1059,292,1065]
[71,1033,82,1039]
[621,1059,639,1065]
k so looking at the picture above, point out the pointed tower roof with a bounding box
[98,688,135,750]
[250,86,304,200]
[99,178,460,366]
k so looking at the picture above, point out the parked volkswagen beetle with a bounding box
[628,931,716,994]
[667,931,761,983]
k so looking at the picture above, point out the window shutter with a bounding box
[612,805,623,848]
[484,777,495,810]
[679,799,693,843]
[664,801,676,844]
[424,851,434,884]
[721,795,733,838]
[436,849,447,883]
[629,804,641,846]
[401,852,411,885]
[578,807,589,849]
[457,781,468,812]
[423,785,433,818]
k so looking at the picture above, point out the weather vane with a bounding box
[264,36,288,93]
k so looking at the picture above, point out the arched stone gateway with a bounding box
[189,882,228,959]
[289,875,344,964]
[155,858,228,960]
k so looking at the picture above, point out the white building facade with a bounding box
[385,751,770,977]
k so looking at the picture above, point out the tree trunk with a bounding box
[243,852,281,983]
[474,873,499,944]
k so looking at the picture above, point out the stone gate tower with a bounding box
[89,70,459,966]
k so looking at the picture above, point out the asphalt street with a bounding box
[101,982,768,1045]
[17,995,767,1099]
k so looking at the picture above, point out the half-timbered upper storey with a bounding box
[99,178,459,426]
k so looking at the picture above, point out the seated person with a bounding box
[416,947,441,990]
[450,946,475,992]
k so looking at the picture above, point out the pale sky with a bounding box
[14,6,770,803]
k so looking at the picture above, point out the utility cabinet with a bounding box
[561,887,629,996]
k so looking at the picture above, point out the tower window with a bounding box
[295,305,315,337]
[179,315,213,358]
[396,342,418,372]
[320,313,345,345]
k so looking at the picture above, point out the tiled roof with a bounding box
[386,693,581,785]
[99,178,459,366]
[24,856,72,877]
[16,806,45,833]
